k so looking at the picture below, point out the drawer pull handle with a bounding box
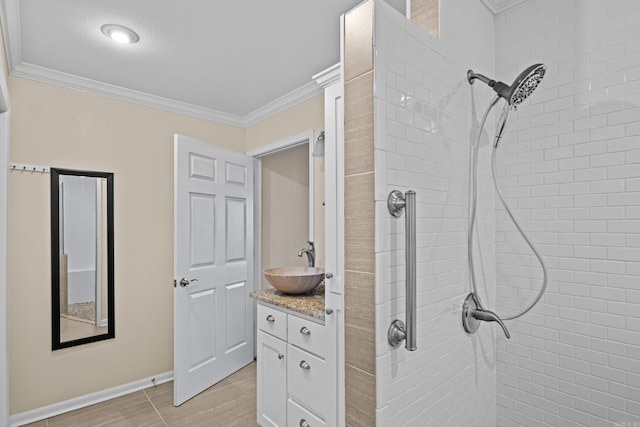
[277,353,284,360]
[300,326,311,335]
[299,360,311,370]
[300,420,310,427]
[266,315,275,322]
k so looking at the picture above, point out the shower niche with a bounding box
[51,168,114,350]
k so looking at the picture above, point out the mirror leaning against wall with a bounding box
[51,168,114,350]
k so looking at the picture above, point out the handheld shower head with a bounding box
[467,63,546,106]
[508,64,546,105]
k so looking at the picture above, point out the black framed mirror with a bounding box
[51,168,114,350]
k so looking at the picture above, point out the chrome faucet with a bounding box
[298,241,315,267]
[462,293,510,339]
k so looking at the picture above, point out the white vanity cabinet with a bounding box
[257,328,287,427]
[257,303,335,427]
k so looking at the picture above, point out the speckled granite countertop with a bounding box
[250,283,325,321]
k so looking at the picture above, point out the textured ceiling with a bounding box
[3,0,364,123]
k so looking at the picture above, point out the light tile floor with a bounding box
[23,362,258,427]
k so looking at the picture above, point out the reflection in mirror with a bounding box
[51,168,114,350]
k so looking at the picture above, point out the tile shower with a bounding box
[366,0,640,426]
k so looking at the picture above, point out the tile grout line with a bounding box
[143,388,169,427]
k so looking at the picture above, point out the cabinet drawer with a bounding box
[287,314,329,359]
[257,304,287,340]
[287,345,330,419]
[287,399,326,427]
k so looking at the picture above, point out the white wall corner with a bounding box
[479,0,527,14]
[0,113,9,427]
[0,4,12,419]
[1,0,22,71]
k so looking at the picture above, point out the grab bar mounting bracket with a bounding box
[387,190,406,217]
[388,320,406,348]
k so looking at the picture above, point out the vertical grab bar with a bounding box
[387,189,417,351]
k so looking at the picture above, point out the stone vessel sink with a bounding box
[263,267,325,294]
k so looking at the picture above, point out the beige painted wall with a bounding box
[7,76,325,413]
[246,94,326,269]
[7,76,245,414]
[261,144,310,289]
[245,95,324,153]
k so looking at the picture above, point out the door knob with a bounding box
[179,278,198,287]
[325,272,333,279]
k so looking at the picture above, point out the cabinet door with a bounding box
[257,331,287,427]
[287,344,331,419]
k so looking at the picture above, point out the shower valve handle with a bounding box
[462,293,511,339]
[470,308,511,339]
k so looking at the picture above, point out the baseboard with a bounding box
[9,371,173,427]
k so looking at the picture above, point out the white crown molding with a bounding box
[9,371,173,427]
[480,0,527,14]
[312,63,341,89]
[0,0,323,129]
[1,0,22,71]
[11,62,247,127]
[12,61,323,129]
[240,80,323,128]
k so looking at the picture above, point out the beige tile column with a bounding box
[411,0,439,37]
[343,1,376,426]
[342,2,438,425]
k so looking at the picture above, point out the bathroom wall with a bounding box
[372,0,496,425]
[7,75,324,415]
[245,95,324,152]
[7,76,245,414]
[261,144,310,289]
[494,1,640,425]
[246,94,326,270]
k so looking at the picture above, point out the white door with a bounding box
[174,134,255,406]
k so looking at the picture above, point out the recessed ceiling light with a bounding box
[100,24,140,44]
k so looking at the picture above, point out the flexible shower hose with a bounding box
[468,98,548,321]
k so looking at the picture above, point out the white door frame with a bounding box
[246,130,316,283]
[246,131,315,356]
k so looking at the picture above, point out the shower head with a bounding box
[467,63,546,106]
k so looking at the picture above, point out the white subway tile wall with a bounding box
[373,1,497,425]
[495,1,640,426]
